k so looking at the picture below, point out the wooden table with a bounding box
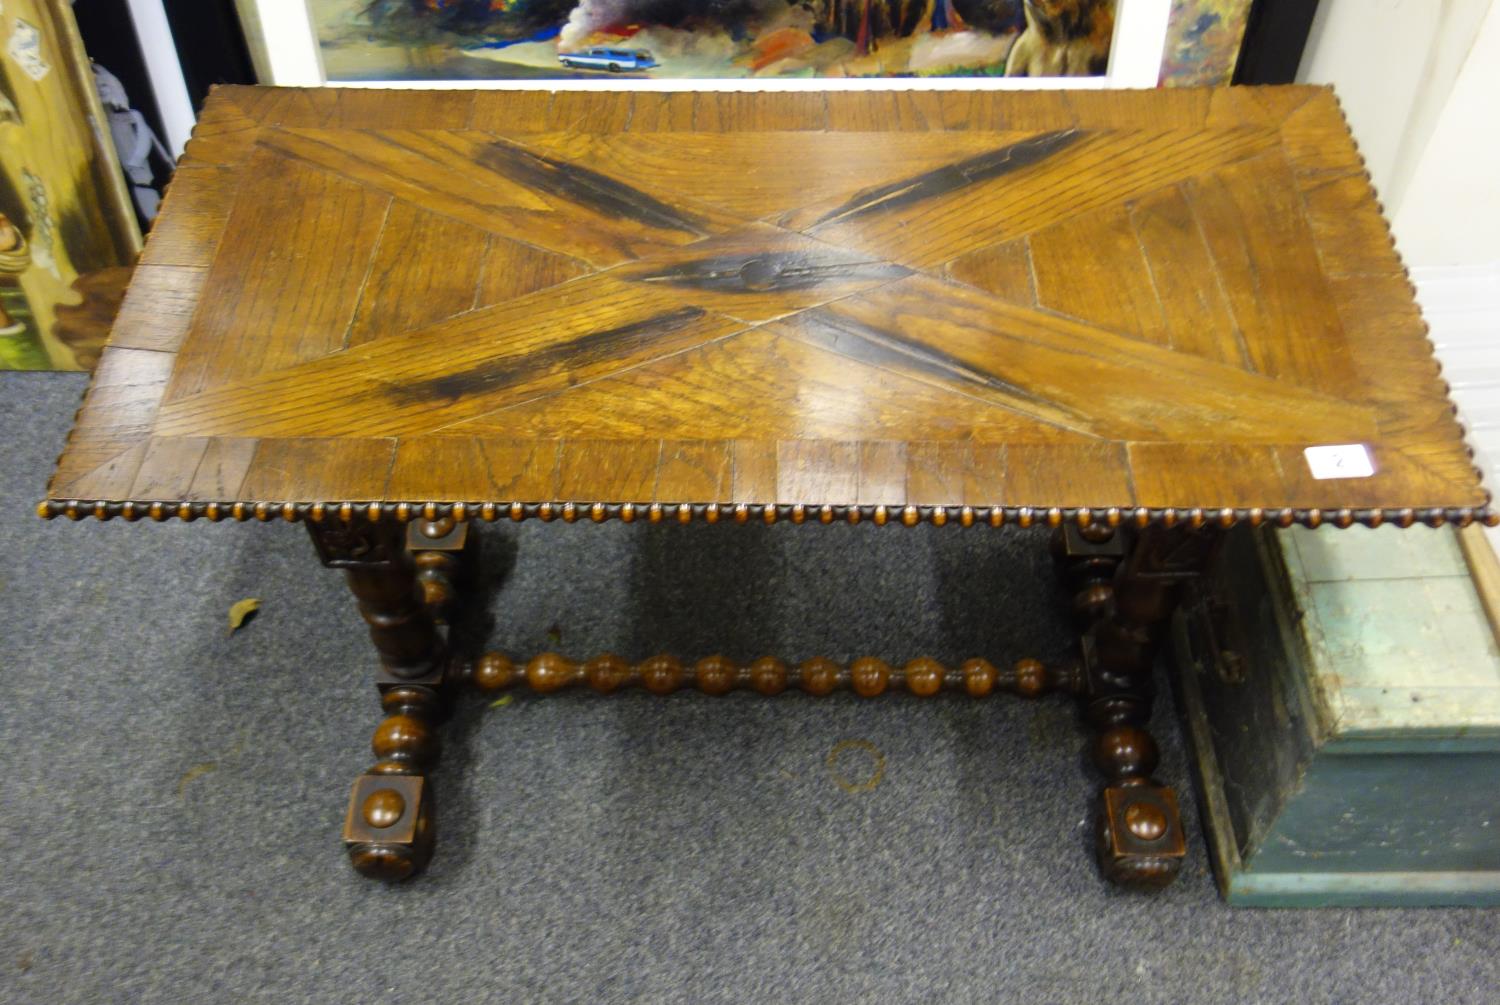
[42,85,1493,888]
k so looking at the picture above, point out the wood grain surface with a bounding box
[43,85,1492,528]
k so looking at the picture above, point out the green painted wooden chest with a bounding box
[1173,525,1500,907]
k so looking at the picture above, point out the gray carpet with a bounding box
[2,371,1496,1005]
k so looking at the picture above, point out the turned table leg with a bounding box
[406,515,470,624]
[309,520,447,881]
[1059,523,1216,889]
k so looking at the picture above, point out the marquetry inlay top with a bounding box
[43,85,1492,528]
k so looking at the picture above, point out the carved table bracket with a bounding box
[309,521,445,678]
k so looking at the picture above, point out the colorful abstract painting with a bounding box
[309,1,1118,82]
[1160,0,1251,86]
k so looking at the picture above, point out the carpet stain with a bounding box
[827,738,885,793]
[177,733,249,799]
[177,761,218,797]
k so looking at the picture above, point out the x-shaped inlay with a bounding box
[149,119,1375,451]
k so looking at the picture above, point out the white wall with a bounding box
[1390,3,1500,266]
[1298,0,1498,266]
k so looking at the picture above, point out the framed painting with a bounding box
[1,0,140,371]
[1160,0,1253,86]
[235,0,1174,89]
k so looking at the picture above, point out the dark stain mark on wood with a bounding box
[793,308,1075,419]
[390,307,708,403]
[478,140,711,237]
[807,129,1085,229]
[629,250,911,294]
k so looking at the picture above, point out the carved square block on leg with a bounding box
[1097,784,1185,890]
[343,773,434,882]
[407,518,469,622]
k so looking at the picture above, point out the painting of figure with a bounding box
[1004,0,1114,77]
[309,0,1117,81]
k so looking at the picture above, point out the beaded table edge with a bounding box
[35,498,1499,530]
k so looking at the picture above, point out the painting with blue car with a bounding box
[308,1,1121,81]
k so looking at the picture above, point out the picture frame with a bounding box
[234,0,1174,91]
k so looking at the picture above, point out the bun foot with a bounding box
[343,774,434,882]
[1095,784,1185,890]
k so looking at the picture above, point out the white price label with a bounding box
[1304,444,1375,480]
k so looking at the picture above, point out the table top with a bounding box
[42,85,1493,530]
